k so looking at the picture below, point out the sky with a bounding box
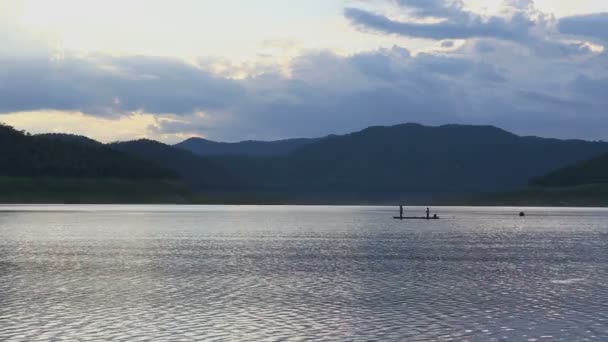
[1,0,607,142]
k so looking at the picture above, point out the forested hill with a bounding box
[0,124,175,179]
[530,152,608,187]
[176,137,318,157]
[110,139,241,191]
[36,133,102,146]
[212,123,608,195]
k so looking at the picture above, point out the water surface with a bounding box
[1,205,607,341]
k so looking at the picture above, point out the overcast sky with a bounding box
[1,0,607,142]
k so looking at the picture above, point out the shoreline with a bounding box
[1,177,607,207]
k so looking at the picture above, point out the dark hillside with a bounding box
[111,139,240,191]
[0,124,175,180]
[530,152,608,187]
[213,124,608,195]
[36,133,102,146]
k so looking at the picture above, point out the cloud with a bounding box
[517,90,589,109]
[473,62,508,83]
[0,1,244,118]
[2,40,607,142]
[1,0,608,143]
[344,0,597,58]
[149,45,605,141]
[569,75,608,103]
[344,0,537,41]
[559,13,608,42]
[0,54,244,116]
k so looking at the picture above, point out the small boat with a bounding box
[393,216,440,220]
[394,205,440,220]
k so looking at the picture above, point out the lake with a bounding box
[1,205,607,341]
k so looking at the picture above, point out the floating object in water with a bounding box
[519,212,526,217]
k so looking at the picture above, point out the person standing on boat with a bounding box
[426,207,430,220]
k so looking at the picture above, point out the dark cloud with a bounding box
[2,42,605,142]
[559,13,608,42]
[413,53,474,76]
[517,90,590,109]
[473,62,508,83]
[344,7,533,41]
[344,0,541,43]
[569,75,608,103]
[344,0,594,59]
[147,46,606,142]
[149,49,477,141]
[474,40,496,53]
[350,46,410,80]
[0,55,243,115]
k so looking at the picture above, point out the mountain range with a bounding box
[189,124,608,195]
[2,122,608,204]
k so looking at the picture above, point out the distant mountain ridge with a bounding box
[175,137,319,157]
[209,123,608,195]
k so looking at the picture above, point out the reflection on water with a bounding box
[1,205,607,341]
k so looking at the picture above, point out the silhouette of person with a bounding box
[426,207,430,220]
[400,205,404,219]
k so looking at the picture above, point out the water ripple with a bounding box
[0,206,607,341]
